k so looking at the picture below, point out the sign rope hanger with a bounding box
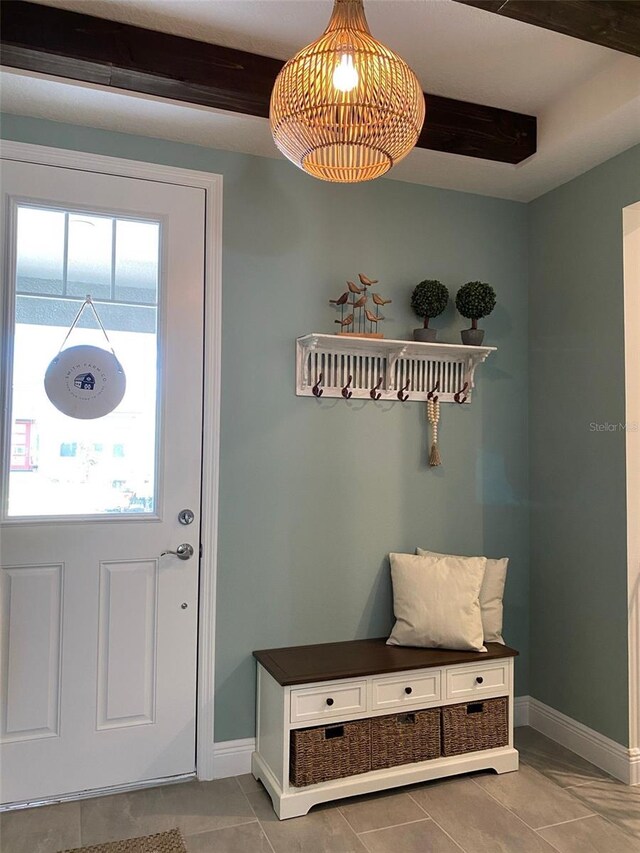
[44,294,127,420]
[55,294,121,360]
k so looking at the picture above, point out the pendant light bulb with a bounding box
[333,54,358,92]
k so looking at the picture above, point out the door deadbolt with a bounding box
[178,509,195,525]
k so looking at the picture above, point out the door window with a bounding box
[4,204,162,518]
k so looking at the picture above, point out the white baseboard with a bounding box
[513,695,530,728]
[525,696,638,785]
[212,694,531,780]
[213,737,255,779]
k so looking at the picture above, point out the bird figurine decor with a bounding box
[335,313,354,331]
[372,293,391,308]
[365,308,384,327]
[358,273,378,286]
[330,291,350,329]
[329,273,390,338]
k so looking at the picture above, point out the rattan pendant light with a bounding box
[270,0,425,183]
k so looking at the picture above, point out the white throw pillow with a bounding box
[387,552,487,652]
[417,547,508,644]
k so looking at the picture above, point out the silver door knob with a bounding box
[161,543,194,560]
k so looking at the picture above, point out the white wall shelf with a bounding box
[296,334,495,404]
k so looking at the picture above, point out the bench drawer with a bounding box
[371,671,441,711]
[290,681,367,724]
[290,719,371,786]
[371,709,441,769]
[446,663,508,700]
[442,697,509,756]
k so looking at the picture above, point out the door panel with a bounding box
[0,159,205,804]
[97,559,158,730]
[0,564,63,743]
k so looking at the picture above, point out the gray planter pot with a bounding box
[461,328,485,346]
[413,327,437,343]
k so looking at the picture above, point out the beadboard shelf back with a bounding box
[296,334,496,403]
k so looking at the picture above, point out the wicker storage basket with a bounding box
[442,696,509,756]
[371,709,441,770]
[290,719,371,787]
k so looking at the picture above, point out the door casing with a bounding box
[624,202,640,766]
[0,140,222,788]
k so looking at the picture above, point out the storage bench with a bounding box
[253,638,519,819]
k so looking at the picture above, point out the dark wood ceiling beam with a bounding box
[0,1,536,164]
[453,1,640,58]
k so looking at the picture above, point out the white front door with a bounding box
[0,157,206,805]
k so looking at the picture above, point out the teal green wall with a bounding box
[2,116,530,742]
[528,145,640,747]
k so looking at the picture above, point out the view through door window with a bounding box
[5,204,161,517]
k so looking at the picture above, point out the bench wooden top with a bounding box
[253,638,518,686]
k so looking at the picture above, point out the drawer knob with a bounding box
[404,687,413,695]
[476,676,484,685]
[326,697,334,706]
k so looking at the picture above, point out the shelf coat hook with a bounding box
[397,382,410,402]
[341,375,353,399]
[454,381,469,404]
[370,376,383,401]
[312,373,324,398]
[427,381,439,402]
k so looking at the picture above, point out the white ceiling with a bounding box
[2,0,639,201]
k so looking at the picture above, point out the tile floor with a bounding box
[1,728,639,853]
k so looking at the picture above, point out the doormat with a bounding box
[60,829,187,853]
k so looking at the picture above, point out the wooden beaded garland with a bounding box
[427,398,442,467]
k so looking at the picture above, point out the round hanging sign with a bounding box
[44,344,126,419]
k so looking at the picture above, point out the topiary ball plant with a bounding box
[411,279,449,342]
[455,280,496,345]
